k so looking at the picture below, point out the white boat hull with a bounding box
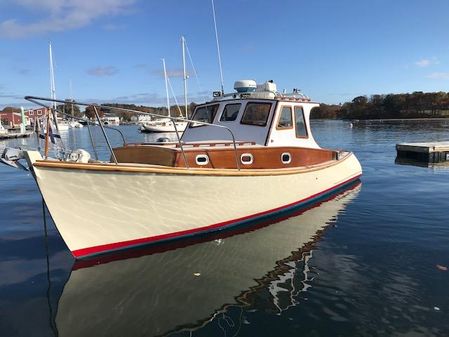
[141,121,187,133]
[25,151,362,258]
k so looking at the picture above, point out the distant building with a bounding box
[0,107,48,128]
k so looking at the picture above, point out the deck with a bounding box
[0,131,34,140]
[396,141,449,163]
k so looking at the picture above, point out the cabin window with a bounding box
[277,106,293,129]
[220,103,241,122]
[294,106,308,138]
[240,153,254,165]
[189,104,219,127]
[195,154,209,166]
[240,102,272,127]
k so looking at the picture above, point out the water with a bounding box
[1,120,449,337]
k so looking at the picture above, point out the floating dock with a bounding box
[0,131,34,140]
[396,142,449,163]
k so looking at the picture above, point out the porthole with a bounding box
[281,152,291,164]
[195,154,209,166]
[240,153,254,165]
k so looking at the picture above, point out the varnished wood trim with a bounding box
[33,152,353,177]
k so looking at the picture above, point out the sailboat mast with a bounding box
[181,36,188,119]
[162,58,171,118]
[69,80,74,117]
[211,0,224,94]
[49,43,57,110]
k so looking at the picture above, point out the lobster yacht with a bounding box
[3,79,362,259]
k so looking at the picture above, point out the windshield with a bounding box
[189,104,219,127]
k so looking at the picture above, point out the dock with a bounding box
[396,142,449,163]
[0,131,34,140]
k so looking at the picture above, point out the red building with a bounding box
[0,107,49,128]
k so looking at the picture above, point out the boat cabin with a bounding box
[182,80,320,149]
[112,80,341,170]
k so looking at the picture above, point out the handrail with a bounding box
[92,106,118,164]
[24,96,242,170]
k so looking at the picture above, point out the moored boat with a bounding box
[55,183,360,336]
[140,118,187,133]
[6,79,362,259]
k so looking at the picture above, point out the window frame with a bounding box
[294,106,308,138]
[219,103,242,122]
[276,105,294,130]
[240,102,273,127]
[188,103,220,128]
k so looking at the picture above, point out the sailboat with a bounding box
[141,38,189,133]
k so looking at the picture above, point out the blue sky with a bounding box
[1,0,449,109]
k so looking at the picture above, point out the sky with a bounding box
[1,0,449,109]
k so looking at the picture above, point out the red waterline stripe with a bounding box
[72,174,361,258]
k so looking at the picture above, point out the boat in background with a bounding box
[140,58,187,133]
[141,38,192,134]
[56,119,70,131]
[69,120,83,128]
[0,122,7,136]
[55,182,360,336]
[141,118,187,133]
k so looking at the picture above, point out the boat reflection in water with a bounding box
[55,182,361,337]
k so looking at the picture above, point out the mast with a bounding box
[49,43,57,111]
[181,36,188,119]
[162,58,171,118]
[211,0,224,94]
[69,79,74,117]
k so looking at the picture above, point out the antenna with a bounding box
[181,36,187,119]
[162,58,171,118]
[211,0,224,94]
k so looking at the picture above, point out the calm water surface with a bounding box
[0,120,448,337]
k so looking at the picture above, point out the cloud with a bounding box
[16,68,31,75]
[152,68,188,78]
[0,0,136,38]
[0,93,23,99]
[415,57,439,68]
[102,23,124,31]
[426,72,449,80]
[87,66,119,77]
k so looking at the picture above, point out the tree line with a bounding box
[4,91,449,122]
[312,91,449,120]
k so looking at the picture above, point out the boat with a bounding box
[4,79,362,259]
[140,40,190,134]
[55,182,360,336]
[141,117,187,133]
[0,122,7,136]
[56,119,70,131]
[69,120,83,128]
